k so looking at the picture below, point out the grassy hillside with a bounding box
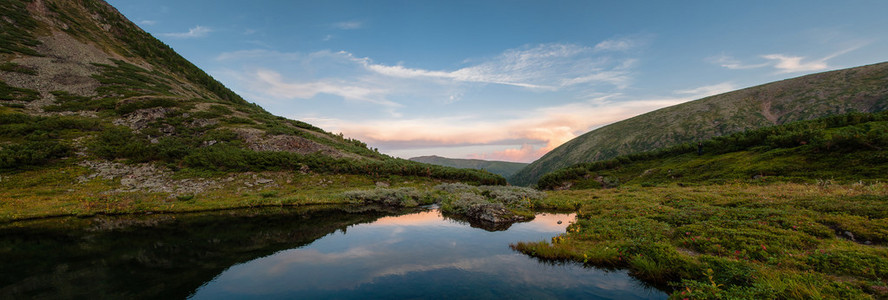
[511,62,888,186]
[537,111,888,189]
[0,0,504,222]
[409,155,528,178]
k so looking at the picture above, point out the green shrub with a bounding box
[44,91,116,112]
[0,62,37,75]
[341,187,432,207]
[0,140,71,169]
[0,81,40,102]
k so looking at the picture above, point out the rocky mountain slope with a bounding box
[0,0,503,199]
[409,155,528,178]
[510,62,888,186]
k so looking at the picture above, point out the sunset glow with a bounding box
[108,0,888,162]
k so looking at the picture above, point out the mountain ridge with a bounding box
[510,62,888,186]
[408,155,528,178]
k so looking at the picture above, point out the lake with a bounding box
[0,205,665,299]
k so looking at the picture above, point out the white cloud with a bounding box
[709,44,865,74]
[345,43,634,90]
[245,69,399,107]
[138,20,157,26]
[705,54,769,70]
[161,25,212,38]
[674,82,736,98]
[759,54,828,74]
[332,21,363,30]
[593,38,636,52]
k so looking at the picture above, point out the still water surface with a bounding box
[190,208,665,299]
[0,205,665,299]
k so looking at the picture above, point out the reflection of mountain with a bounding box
[0,205,412,299]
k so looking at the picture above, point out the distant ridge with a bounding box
[409,155,528,179]
[510,62,888,186]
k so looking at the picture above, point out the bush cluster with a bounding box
[341,187,435,207]
[436,184,544,215]
[0,113,102,169]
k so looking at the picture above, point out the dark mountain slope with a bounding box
[511,62,888,186]
[409,155,528,178]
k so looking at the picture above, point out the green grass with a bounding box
[514,183,888,299]
[0,167,436,222]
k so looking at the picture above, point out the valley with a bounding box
[1,0,887,298]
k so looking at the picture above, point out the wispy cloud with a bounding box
[706,54,769,70]
[241,69,398,107]
[332,21,363,30]
[674,82,736,97]
[216,41,639,109]
[593,37,643,52]
[347,43,634,90]
[138,20,157,26]
[161,25,212,38]
[708,45,865,74]
[759,54,829,74]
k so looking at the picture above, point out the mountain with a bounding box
[510,62,888,186]
[536,110,888,190]
[408,155,528,178]
[0,0,503,198]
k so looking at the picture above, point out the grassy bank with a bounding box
[515,182,888,299]
[0,165,446,222]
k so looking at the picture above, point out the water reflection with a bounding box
[191,210,666,299]
[0,205,412,299]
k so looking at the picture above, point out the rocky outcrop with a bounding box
[77,160,218,196]
[464,203,531,224]
[234,127,340,156]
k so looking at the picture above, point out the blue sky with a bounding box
[107,0,888,162]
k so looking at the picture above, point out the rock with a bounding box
[77,159,218,196]
[112,106,174,130]
[375,181,390,187]
[843,231,856,241]
[256,178,273,184]
[464,203,530,224]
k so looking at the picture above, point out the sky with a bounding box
[106,0,888,163]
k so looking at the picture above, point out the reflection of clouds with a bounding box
[370,210,460,227]
[522,213,577,232]
[192,211,657,299]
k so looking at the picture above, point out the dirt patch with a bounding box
[760,100,779,125]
